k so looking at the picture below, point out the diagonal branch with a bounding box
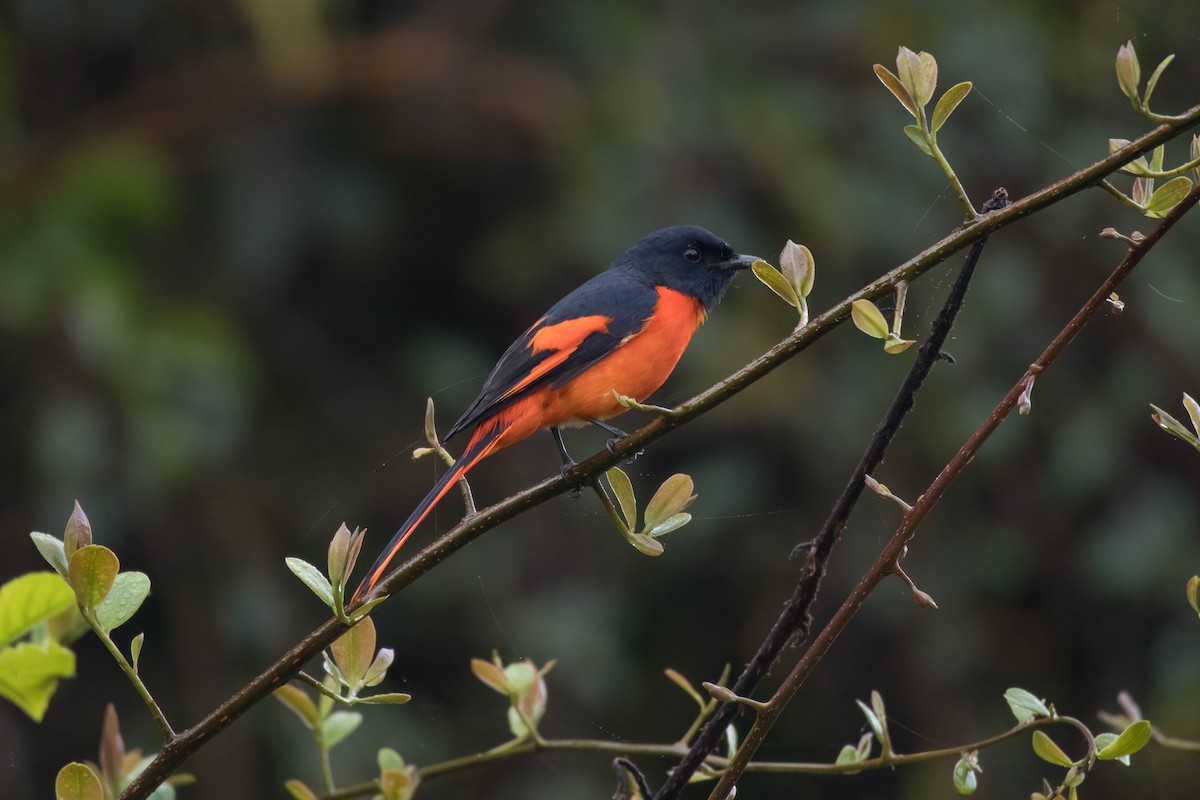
[704,184,1200,799]
[118,108,1200,800]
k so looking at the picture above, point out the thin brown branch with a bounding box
[118,110,1200,799]
[706,184,1200,799]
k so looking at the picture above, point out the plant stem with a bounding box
[317,727,336,795]
[88,616,174,740]
[930,138,978,219]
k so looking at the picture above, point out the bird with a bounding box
[353,225,758,601]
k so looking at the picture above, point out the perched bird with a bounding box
[354,225,757,600]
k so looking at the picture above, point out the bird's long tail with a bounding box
[353,423,505,602]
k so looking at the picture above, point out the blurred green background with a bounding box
[2,1,1199,798]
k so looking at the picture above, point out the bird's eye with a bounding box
[683,246,701,263]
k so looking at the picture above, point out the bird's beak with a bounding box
[723,253,760,271]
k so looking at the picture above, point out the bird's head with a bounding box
[615,225,758,310]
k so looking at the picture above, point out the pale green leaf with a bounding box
[378,747,406,772]
[321,711,362,749]
[1097,720,1152,759]
[884,336,917,354]
[362,647,394,687]
[851,299,890,339]
[628,531,664,556]
[55,762,104,800]
[357,692,412,704]
[93,572,150,634]
[274,683,319,728]
[1032,730,1075,767]
[605,467,637,529]
[1116,41,1140,102]
[285,557,334,609]
[327,523,353,588]
[856,699,884,742]
[903,124,933,155]
[834,744,860,766]
[67,545,120,613]
[648,513,691,538]
[1144,176,1193,218]
[751,259,800,308]
[471,658,510,694]
[130,633,144,673]
[1004,687,1050,723]
[331,616,376,689]
[664,668,704,706]
[896,47,928,108]
[1187,575,1199,616]
[778,240,815,298]
[1150,403,1198,444]
[873,64,917,117]
[932,81,972,132]
[953,757,978,794]
[0,572,75,647]
[284,779,317,800]
[0,640,76,722]
[1182,393,1200,436]
[30,533,69,578]
[644,474,696,533]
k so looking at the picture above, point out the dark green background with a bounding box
[2,1,1198,798]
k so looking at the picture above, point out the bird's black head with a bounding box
[613,225,758,311]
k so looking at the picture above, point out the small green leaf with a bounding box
[1116,41,1140,103]
[932,81,972,132]
[627,531,665,556]
[30,533,69,578]
[884,335,916,355]
[1149,144,1165,174]
[331,616,377,690]
[362,647,394,687]
[1186,575,1199,616]
[1131,176,1153,207]
[0,572,75,647]
[648,513,691,538]
[605,467,637,529]
[953,757,978,794]
[321,711,363,748]
[664,668,704,706]
[1144,176,1193,218]
[1004,687,1050,723]
[835,744,861,766]
[274,683,319,728]
[873,63,917,117]
[644,474,696,533]
[0,640,76,721]
[504,661,537,694]
[851,299,890,339]
[93,572,150,634]
[423,396,440,446]
[751,259,800,308]
[63,501,93,558]
[130,633,144,673]
[903,124,933,155]
[471,657,510,694]
[1097,719,1152,759]
[1150,403,1198,444]
[778,240,815,298]
[67,545,120,613]
[285,557,334,609]
[55,762,104,800]
[896,46,933,108]
[284,779,318,800]
[1032,730,1075,767]
[1182,393,1200,436]
[915,51,938,107]
[328,523,353,588]
[378,747,406,772]
[856,699,884,742]
[357,692,412,705]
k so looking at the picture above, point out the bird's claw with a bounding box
[605,438,643,465]
[559,462,584,498]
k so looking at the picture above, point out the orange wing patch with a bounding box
[496,314,612,402]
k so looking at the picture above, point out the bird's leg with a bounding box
[588,418,643,463]
[551,427,583,498]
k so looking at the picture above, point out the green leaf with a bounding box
[284,779,318,800]
[856,699,884,742]
[378,747,406,772]
[627,531,665,556]
[358,692,412,705]
[363,647,394,687]
[285,557,334,609]
[1116,41,1140,102]
[903,124,933,155]
[778,240,815,298]
[331,616,376,690]
[30,533,69,578]
[274,683,319,729]
[644,474,696,533]
[63,501,93,558]
[130,633,144,673]
[327,523,353,588]
[605,467,637,529]
[873,63,917,117]
[67,545,120,613]
[1004,687,1050,723]
[55,762,104,800]
[1144,176,1193,218]
[648,513,692,538]
[1150,403,1198,445]
[0,572,75,647]
[1097,719,1152,759]
[932,81,972,133]
[851,299,890,339]
[884,335,917,355]
[93,572,150,634]
[896,46,933,108]
[321,711,362,749]
[471,658,510,694]
[953,757,978,794]
[1187,575,1199,616]
[0,640,76,721]
[751,259,800,308]
[664,668,704,706]
[1183,393,1200,436]
[835,744,861,766]
[1032,730,1075,767]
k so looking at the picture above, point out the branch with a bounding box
[118,108,1200,799]
[705,185,1200,799]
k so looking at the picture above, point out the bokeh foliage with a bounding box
[2,1,1198,798]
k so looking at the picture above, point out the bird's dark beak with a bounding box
[723,253,760,271]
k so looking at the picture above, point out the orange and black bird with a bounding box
[354,225,757,600]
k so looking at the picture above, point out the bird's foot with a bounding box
[605,438,643,464]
